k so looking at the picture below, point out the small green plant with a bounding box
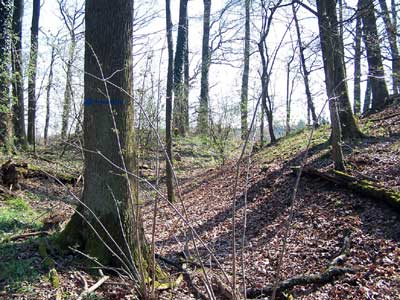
[6,197,30,210]
[0,197,42,239]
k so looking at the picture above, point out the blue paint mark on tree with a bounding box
[84,99,124,106]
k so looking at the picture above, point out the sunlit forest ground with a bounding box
[1,105,399,299]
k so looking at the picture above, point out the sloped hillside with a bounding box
[143,105,400,299]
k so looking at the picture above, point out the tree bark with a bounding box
[317,0,362,140]
[363,78,372,113]
[60,0,160,284]
[292,4,318,128]
[27,0,40,147]
[44,45,56,146]
[165,0,175,203]
[359,0,389,111]
[353,13,362,115]
[0,0,13,154]
[240,0,250,140]
[173,0,189,137]
[198,0,211,135]
[11,0,26,148]
[378,0,400,95]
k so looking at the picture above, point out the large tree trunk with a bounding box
[359,0,389,111]
[173,0,189,137]
[240,0,250,140]
[165,0,175,203]
[61,38,76,140]
[353,13,362,115]
[27,0,40,147]
[378,0,400,95]
[60,0,159,284]
[317,0,362,140]
[0,0,13,153]
[44,45,56,146]
[292,4,318,127]
[197,0,211,135]
[11,0,26,149]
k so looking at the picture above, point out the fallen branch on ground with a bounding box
[369,112,400,122]
[246,266,357,299]
[7,231,49,241]
[77,275,109,300]
[245,227,355,299]
[295,167,400,211]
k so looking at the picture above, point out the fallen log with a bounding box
[246,266,356,299]
[296,167,400,211]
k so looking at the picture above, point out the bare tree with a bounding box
[11,0,26,148]
[316,0,345,170]
[60,1,166,291]
[240,0,250,140]
[173,0,189,137]
[378,0,399,95]
[0,0,13,153]
[353,10,362,115]
[198,0,212,135]
[165,0,175,203]
[258,0,284,144]
[316,0,362,140]
[59,0,84,140]
[359,0,389,111]
[44,43,57,145]
[27,0,41,147]
[292,3,318,127]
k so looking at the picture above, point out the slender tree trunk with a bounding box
[285,52,295,135]
[258,41,276,144]
[316,0,345,170]
[44,45,56,146]
[317,0,362,140]
[292,4,318,127]
[173,0,188,136]
[165,0,175,203]
[0,0,13,153]
[61,38,77,140]
[11,0,26,148]
[27,0,40,147]
[240,0,250,140]
[363,78,372,113]
[353,13,362,115]
[378,0,400,95]
[198,0,211,135]
[260,107,264,147]
[60,1,163,285]
[286,63,291,135]
[359,0,389,111]
[184,15,189,131]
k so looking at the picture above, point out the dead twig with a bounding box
[6,231,49,241]
[77,275,109,300]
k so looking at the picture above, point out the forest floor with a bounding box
[0,105,400,299]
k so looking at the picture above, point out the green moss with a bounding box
[38,240,55,269]
[6,197,29,210]
[48,268,60,288]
